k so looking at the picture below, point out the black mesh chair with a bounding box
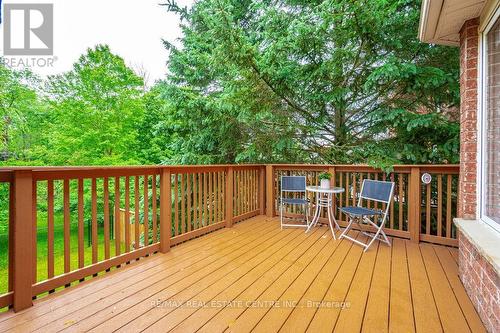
[280,176,309,229]
[339,179,394,251]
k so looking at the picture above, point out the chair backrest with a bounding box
[359,179,394,204]
[281,176,306,193]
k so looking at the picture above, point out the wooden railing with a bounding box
[0,163,458,312]
[0,165,264,312]
[268,164,459,247]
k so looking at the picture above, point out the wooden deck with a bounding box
[0,216,485,333]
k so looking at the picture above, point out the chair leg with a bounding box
[341,211,392,251]
[339,215,355,239]
[280,203,283,230]
[364,228,382,252]
[305,203,310,225]
[360,217,391,251]
[362,216,391,247]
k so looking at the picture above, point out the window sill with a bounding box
[454,218,500,275]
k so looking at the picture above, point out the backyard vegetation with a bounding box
[1,0,460,295]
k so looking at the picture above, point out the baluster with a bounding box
[426,181,431,235]
[115,176,121,255]
[390,174,395,229]
[134,176,140,248]
[193,173,198,229]
[91,178,98,263]
[47,180,55,278]
[125,177,131,252]
[63,179,70,275]
[209,171,213,224]
[226,167,234,227]
[159,168,171,253]
[103,177,110,259]
[152,174,158,243]
[398,174,403,230]
[31,180,37,286]
[204,172,208,225]
[187,173,192,232]
[173,174,178,236]
[144,175,149,245]
[78,179,84,268]
[437,175,443,237]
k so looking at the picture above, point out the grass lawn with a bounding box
[0,212,128,295]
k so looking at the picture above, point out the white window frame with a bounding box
[478,5,500,233]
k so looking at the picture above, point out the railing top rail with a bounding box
[270,164,459,174]
[269,163,459,168]
[0,164,264,181]
[0,164,264,172]
[0,163,459,180]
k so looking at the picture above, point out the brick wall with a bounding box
[457,18,500,333]
[459,18,479,219]
[458,232,500,332]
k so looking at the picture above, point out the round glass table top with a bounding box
[306,186,345,194]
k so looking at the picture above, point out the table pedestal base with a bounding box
[306,192,341,239]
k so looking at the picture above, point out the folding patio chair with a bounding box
[339,179,394,251]
[280,176,310,229]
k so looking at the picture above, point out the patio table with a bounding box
[306,186,345,239]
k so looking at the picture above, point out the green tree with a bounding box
[44,45,145,165]
[161,0,459,166]
[135,87,175,164]
[0,64,46,163]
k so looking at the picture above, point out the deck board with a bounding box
[361,241,391,333]
[420,244,472,332]
[406,242,442,333]
[334,241,379,332]
[199,227,328,333]
[0,222,241,326]
[306,234,368,332]
[279,233,356,333]
[389,238,415,333]
[251,229,344,332]
[432,245,486,333]
[0,216,485,333]
[73,221,281,332]
[167,227,310,333]
[226,228,331,332]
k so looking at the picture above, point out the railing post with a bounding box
[8,181,14,295]
[160,168,171,253]
[259,166,265,215]
[408,167,421,243]
[328,166,336,185]
[225,167,234,227]
[12,170,34,312]
[266,165,275,217]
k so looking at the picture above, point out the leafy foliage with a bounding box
[42,45,145,165]
[160,0,460,167]
[0,1,460,169]
[0,65,45,163]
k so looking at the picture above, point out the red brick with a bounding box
[458,230,500,333]
[461,130,477,142]
[459,16,479,222]
[466,68,478,78]
[465,88,478,100]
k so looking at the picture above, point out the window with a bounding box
[480,8,500,229]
